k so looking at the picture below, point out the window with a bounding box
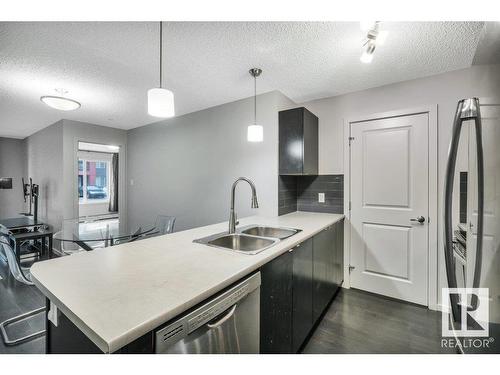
[78,158,110,203]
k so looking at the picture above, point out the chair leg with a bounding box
[0,307,46,346]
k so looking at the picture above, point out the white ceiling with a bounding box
[0,21,484,138]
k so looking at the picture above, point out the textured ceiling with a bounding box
[0,21,484,138]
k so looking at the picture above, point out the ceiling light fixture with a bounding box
[148,21,175,118]
[247,68,263,143]
[360,21,388,64]
[40,89,80,111]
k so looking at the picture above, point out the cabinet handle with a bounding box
[288,248,294,253]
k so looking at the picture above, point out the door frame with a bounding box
[342,105,438,310]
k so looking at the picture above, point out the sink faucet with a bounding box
[228,177,259,234]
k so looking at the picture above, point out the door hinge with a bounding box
[349,201,351,211]
[348,136,355,146]
[348,265,355,273]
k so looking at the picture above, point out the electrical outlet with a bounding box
[318,193,325,203]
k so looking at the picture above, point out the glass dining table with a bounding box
[53,217,158,250]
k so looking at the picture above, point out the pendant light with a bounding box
[247,68,263,142]
[148,22,175,118]
[40,88,80,111]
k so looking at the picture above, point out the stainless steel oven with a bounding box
[155,272,260,354]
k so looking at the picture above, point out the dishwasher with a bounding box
[155,272,261,354]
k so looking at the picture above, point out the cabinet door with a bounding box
[260,250,293,353]
[335,220,344,287]
[302,109,319,175]
[292,238,314,352]
[312,225,336,323]
[279,108,304,174]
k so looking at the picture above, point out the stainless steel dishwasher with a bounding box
[155,272,261,354]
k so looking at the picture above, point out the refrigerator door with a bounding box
[443,98,484,324]
[467,102,500,352]
[444,99,500,354]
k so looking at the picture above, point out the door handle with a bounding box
[410,216,426,224]
[206,304,237,329]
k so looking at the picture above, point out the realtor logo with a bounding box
[442,288,489,337]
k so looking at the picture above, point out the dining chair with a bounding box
[0,225,46,346]
[155,215,176,235]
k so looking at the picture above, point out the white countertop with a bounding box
[31,211,344,353]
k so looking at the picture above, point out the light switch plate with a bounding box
[318,193,325,203]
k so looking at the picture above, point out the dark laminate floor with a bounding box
[0,258,45,354]
[303,288,455,354]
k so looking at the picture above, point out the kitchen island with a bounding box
[31,211,344,353]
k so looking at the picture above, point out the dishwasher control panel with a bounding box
[188,284,248,332]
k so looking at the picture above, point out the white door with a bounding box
[350,113,429,305]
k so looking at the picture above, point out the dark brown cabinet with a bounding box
[260,238,314,354]
[260,249,294,353]
[292,238,314,352]
[312,219,344,323]
[260,220,344,353]
[279,107,318,175]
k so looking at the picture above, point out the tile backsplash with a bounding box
[278,174,343,216]
[278,175,298,215]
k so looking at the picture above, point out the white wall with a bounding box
[0,137,27,218]
[300,63,500,306]
[127,90,295,232]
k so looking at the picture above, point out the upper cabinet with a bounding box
[279,107,318,175]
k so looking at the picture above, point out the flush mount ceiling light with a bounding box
[359,21,389,64]
[40,89,81,111]
[148,21,175,118]
[247,68,263,143]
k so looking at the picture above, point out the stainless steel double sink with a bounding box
[193,224,301,255]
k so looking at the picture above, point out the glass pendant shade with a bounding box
[247,124,263,142]
[148,87,175,118]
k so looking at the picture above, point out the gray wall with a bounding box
[300,63,500,306]
[62,120,127,224]
[127,90,295,232]
[24,121,64,230]
[20,119,127,231]
[0,137,27,218]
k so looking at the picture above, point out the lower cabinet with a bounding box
[260,237,313,354]
[312,226,336,322]
[291,238,314,352]
[312,219,344,322]
[260,219,344,354]
[260,248,293,353]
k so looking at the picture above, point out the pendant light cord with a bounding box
[254,74,257,125]
[159,21,163,88]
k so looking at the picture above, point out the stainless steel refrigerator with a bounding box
[444,97,500,353]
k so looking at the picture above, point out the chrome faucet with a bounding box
[228,177,259,234]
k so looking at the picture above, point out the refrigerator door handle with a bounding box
[444,98,485,321]
[444,100,464,322]
[470,104,484,310]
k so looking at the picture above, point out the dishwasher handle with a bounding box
[206,304,237,329]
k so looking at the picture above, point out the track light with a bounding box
[359,21,388,63]
[360,41,376,63]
